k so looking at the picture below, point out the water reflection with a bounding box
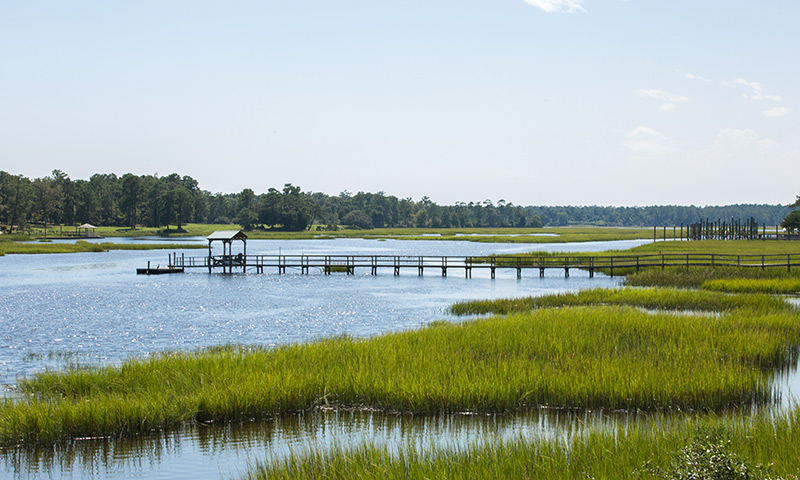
[0,408,673,480]
[10,237,792,480]
[0,238,638,388]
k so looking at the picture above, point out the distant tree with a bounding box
[88,174,120,225]
[165,186,195,230]
[258,188,281,227]
[236,207,258,231]
[32,175,63,226]
[791,193,800,209]
[341,209,373,229]
[237,188,255,213]
[782,210,800,233]
[278,184,314,231]
[51,169,76,225]
[120,174,143,228]
[0,172,31,231]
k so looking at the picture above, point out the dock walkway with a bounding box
[148,253,800,277]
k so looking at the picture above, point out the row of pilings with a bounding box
[687,217,762,240]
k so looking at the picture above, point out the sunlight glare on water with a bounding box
[0,237,678,480]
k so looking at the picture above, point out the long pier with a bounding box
[150,253,800,277]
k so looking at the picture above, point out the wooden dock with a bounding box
[136,261,184,275]
[152,252,800,278]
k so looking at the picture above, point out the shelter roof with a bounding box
[207,230,248,241]
[78,223,97,229]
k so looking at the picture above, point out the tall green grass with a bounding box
[628,239,800,256]
[0,240,205,255]
[625,267,800,289]
[449,287,795,316]
[3,304,800,446]
[702,278,800,294]
[245,409,800,480]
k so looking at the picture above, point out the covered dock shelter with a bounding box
[77,223,98,237]
[207,230,248,273]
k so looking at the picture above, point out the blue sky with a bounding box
[1,0,796,206]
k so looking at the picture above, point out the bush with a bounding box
[643,429,782,480]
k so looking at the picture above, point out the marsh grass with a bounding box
[3,303,800,446]
[625,267,800,289]
[245,409,800,480]
[0,240,206,255]
[448,287,795,316]
[628,240,800,256]
[702,278,800,295]
[88,224,654,243]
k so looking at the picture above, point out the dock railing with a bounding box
[165,253,800,276]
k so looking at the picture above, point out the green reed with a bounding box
[3,303,800,446]
[702,278,800,294]
[246,408,800,480]
[625,267,800,289]
[0,240,205,255]
[449,287,795,316]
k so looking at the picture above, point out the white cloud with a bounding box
[523,0,586,13]
[764,106,790,118]
[623,126,680,156]
[707,128,777,156]
[636,89,688,103]
[734,78,782,101]
[636,89,688,111]
[685,72,712,83]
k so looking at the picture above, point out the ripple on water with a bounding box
[0,237,674,480]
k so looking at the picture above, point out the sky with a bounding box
[1,0,797,207]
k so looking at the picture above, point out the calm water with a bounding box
[0,237,795,480]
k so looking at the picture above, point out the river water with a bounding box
[0,237,795,480]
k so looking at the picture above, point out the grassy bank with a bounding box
[0,225,655,256]
[702,278,800,294]
[625,267,800,289]
[247,410,800,480]
[627,239,800,255]
[17,224,653,242]
[2,295,799,445]
[449,287,795,316]
[0,238,206,256]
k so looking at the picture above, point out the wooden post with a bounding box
[610,256,614,278]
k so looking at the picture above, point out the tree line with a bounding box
[0,170,543,231]
[527,204,791,228]
[0,170,791,232]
